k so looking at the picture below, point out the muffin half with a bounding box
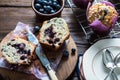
[39,18,70,51]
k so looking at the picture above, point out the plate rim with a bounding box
[82,38,120,80]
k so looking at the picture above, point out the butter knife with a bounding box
[27,30,58,80]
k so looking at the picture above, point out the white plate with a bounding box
[82,38,120,80]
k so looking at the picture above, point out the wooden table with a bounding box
[0,0,120,80]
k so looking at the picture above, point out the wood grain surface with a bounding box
[0,6,88,53]
[0,1,85,79]
[3,0,120,80]
[0,0,32,7]
[0,31,78,80]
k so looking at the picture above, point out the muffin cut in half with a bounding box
[0,37,36,65]
[39,18,70,51]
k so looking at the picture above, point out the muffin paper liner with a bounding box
[89,19,111,35]
[87,1,118,35]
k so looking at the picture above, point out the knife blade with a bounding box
[27,30,58,80]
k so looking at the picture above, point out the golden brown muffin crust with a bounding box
[88,3,118,27]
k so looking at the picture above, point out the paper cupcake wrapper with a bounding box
[87,1,118,35]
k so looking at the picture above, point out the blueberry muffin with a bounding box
[39,18,70,51]
[0,37,36,65]
[87,1,118,35]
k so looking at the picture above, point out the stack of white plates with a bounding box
[80,38,120,80]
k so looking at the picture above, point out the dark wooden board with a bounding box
[0,0,90,80]
[0,31,78,80]
[0,0,32,7]
[0,7,87,44]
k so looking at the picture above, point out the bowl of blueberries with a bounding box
[32,0,64,21]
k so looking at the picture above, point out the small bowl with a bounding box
[32,0,65,21]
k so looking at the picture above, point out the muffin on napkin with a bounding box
[0,37,36,65]
[87,1,118,35]
[39,18,70,51]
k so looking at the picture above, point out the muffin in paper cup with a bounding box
[87,1,118,35]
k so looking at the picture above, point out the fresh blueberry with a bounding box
[56,4,61,10]
[52,2,57,7]
[36,0,43,4]
[45,6,52,13]
[48,1,52,6]
[63,50,69,57]
[53,0,58,4]
[35,3,42,10]
[33,26,40,33]
[50,9,56,14]
[42,0,48,5]
[43,5,47,9]
[71,48,76,55]
[52,0,58,2]
[39,8,44,13]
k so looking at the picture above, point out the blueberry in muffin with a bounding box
[0,37,36,65]
[87,1,118,35]
[39,18,70,51]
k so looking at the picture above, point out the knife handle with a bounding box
[48,69,58,80]
[47,65,58,80]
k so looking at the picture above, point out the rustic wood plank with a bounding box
[0,0,69,7]
[0,7,36,30]
[0,0,120,80]
[0,8,82,32]
[0,8,78,30]
[0,0,32,7]
[0,7,88,47]
[0,1,93,80]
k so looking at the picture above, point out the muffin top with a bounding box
[88,2,118,27]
